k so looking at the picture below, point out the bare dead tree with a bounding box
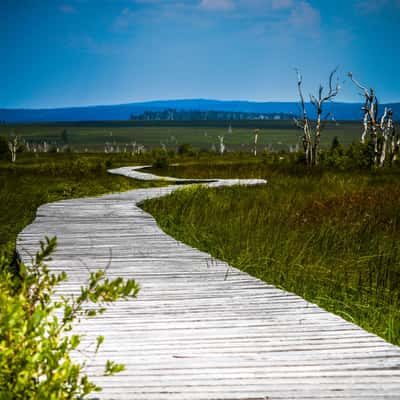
[294,68,340,167]
[104,142,114,153]
[380,107,398,165]
[130,141,137,156]
[294,70,312,166]
[218,135,225,155]
[348,72,379,163]
[310,68,340,165]
[253,129,259,156]
[380,107,389,166]
[8,135,18,163]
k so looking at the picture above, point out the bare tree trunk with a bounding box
[313,105,322,166]
[253,130,259,156]
[218,135,225,155]
[361,112,368,144]
[380,108,388,166]
[393,138,400,162]
[383,109,396,164]
[348,73,382,166]
[309,71,340,166]
[8,136,18,163]
[303,119,312,167]
[295,70,314,168]
[369,94,379,165]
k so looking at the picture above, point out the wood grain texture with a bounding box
[17,166,400,399]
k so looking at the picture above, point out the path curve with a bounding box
[17,166,400,399]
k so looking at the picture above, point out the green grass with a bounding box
[2,149,400,346]
[141,163,400,345]
[0,153,166,256]
[0,120,369,152]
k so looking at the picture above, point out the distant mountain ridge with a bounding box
[1,99,400,122]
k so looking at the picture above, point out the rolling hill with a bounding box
[1,99,399,123]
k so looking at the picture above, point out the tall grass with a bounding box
[141,166,400,345]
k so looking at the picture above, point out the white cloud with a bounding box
[199,0,235,11]
[242,0,321,44]
[289,1,320,29]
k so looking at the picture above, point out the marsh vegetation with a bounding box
[142,159,400,346]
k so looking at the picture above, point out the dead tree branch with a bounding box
[295,68,340,167]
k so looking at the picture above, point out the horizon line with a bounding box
[2,97,400,111]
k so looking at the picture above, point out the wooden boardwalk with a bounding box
[17,166,400,399]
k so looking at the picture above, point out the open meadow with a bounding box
[2,116,400,348]
[1,143,399,347]
[0,120,366,152]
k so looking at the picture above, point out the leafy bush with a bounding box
[177,143,195,156]
[152,155,170,169]
[0,237,139,399]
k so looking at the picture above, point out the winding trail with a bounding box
[17,166,400,399]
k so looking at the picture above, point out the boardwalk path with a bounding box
[17,166,400,399]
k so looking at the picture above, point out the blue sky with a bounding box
[1,0,400,108]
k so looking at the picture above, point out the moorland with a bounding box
[1,119,399,349]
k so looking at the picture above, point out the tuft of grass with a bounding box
[141,164,400,345]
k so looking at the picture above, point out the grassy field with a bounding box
[0,153,166,257]
[0,120,367,152]
[2,148,400,347]
[141,162,400,346]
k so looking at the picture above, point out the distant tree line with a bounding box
[130,109,292,121]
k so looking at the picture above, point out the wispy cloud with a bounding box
[356,0,400,14]
[134,0,163,3]
[112,0,320,40]
[59,4,75,14]
[235,0,293,11]
[271,0,294,9]
[68,34,129,56]
[113,7,136,30]
[288,1,320,34]
[237,0,321,42]
[199,0,235,11]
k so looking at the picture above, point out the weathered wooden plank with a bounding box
[17,166,400,399]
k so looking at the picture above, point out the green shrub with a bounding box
[152,156,170,169]
[177,143,195,156]
[0,237,139,399]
